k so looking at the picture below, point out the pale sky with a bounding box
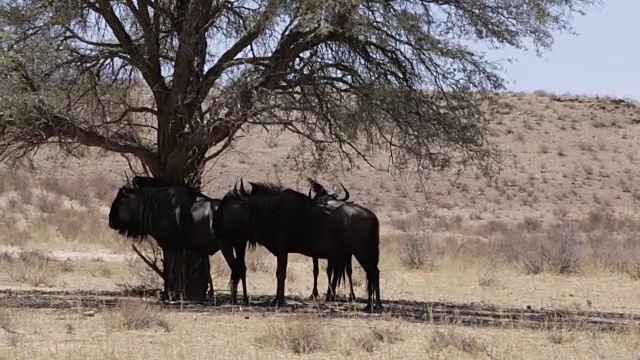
[489,0,639,99]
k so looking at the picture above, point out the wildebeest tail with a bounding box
[365,215,381,295]
[331,259,348,289]
[247,237,258,250]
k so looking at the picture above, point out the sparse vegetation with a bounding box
[255,317,327,354]
[430,328,488,355]
[354,325,403,353]
[0,250,66,287]
[0,92,640,358]
[105,300,171,332]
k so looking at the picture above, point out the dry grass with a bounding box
[103,300,171,332]
[2,310,640,359]
[255,316,328,354]
[2,92,640,358]
[0,250,73,287]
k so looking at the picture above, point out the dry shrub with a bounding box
[0,169,31,194]
[587,230,640,279]
[477,265,498,287]
[48,208,93,242]
[44,207,125,249]
[430,328,487,355]
[0,250,68,287]
[246,247,271,273]
[579,207,624,233]
[0,221,32,246]
[354,325,403,353]
[389,214,418,232]
[518,216,543,233]
[432,215,463,232]
[55,177,94,205]
[521,227,581,275]
[398,233,433,270]
[123,243,164,290]
[476,220,510,237]
[255,316,327,354]
[30,193,60,214]
[105,299,171,332]
[89,174,119,204]
[548,330,576,344]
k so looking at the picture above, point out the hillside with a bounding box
[4,91,640,225]
[3,91,640,359]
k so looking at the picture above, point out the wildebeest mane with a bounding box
[246,181,285,195]
[131,175,204,192]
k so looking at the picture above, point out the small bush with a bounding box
[354,326,403,353]
[0,250,64,287]
[105,300,171,332]
[430,328,487,355]
[399,234,432,270]
[255,317,327,354]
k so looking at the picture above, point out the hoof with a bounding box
[308,293,319,301]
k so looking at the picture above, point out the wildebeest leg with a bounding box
[220,246,239,304]
[271,253,288,307]
[346,256,356,302]
[205,256,214,302]
[234,242,249,305]
[309,257,319,300]
[352,252,381,313]
[329,262,340,302]
[324,260,334,301]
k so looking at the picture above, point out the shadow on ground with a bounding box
[1,288,640,333]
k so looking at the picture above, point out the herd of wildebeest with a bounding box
[108,176,384,312]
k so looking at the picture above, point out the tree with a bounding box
[0,0,600,301]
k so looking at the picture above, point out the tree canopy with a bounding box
[0,0,600,182]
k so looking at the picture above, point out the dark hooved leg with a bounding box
[234,243,249,305]
[371,266,382,312]
[346,256,356,302]
[309,257,319,300]
[206,265,215,303]
[221,246,239,304]
[352,253,381,313]
[325,260,335,301]
[203,254,214,302]
[271,253,288,307]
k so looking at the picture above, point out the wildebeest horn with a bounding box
[338,183,350,201]
[308,188,312,198]
[240,178,247,195]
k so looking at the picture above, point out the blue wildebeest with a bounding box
[305,178,357,302]
[212,179,383,312]
[108,176,248,304]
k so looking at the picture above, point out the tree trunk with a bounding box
[156,143,212,302]
[162,249,210,302]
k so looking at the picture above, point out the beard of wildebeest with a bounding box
[213,180,382,312]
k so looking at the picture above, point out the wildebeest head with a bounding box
[108,185,146,240]
[211,179,250,239]
[306,177,350,205]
